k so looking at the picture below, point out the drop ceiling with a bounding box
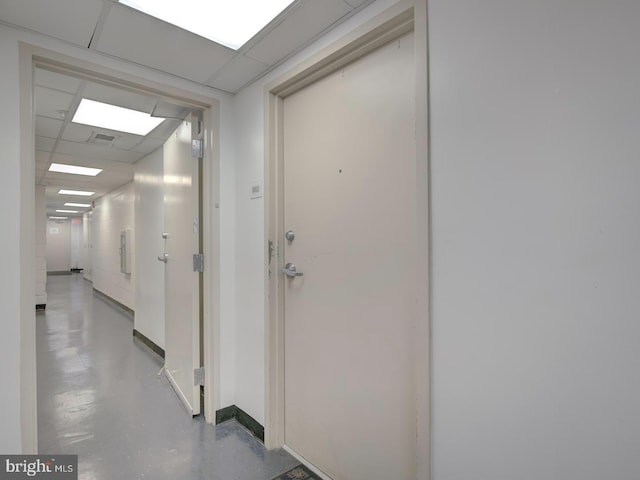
[3,0,376,217]
[0,0,376,94]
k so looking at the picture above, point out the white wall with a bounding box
[70,218,83,270]
[35,185,46,305]
[0,26,24,453]
[134,149,165,349]
[429,1,640,479]
[45,219,70,272]
[83,211,93,281]
[92,182,135,310]
[232,0,401,425]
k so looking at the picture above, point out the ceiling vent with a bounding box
[87,131,119,146]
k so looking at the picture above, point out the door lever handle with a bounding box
[158,253,168,263]
[282,262,303,278]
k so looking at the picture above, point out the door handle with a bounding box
[158,253,168,263]
[282,262,303,278]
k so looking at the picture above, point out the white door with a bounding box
[163,116,201,416]
[283,32,416,479]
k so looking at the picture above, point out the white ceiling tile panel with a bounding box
[82,82,157,113]
[55,140,144,164]
[35,116,63,139]
[208,55,271,93]
[245,0,352,66]
[132,137,165,155]
[34,87,75,120]
[0,0,103,46]
[35,136,56,153]
[62,123,143,151]
[96,5,237,83]
[34,69,82,94]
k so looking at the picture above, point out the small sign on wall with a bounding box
[49,227,59,235]
[250,180,263,199]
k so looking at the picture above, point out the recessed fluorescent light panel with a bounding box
[72,99,164,136]
[49,216,68,220]
[56,210,79,214]
[64,203,92,208]
[49,163,103,176]
[119,0,297,50]
[58,190,95,197]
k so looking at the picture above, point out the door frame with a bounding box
[263,1,430,478]
[19,43,223,451]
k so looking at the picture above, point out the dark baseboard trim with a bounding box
[216,405,264,442]
[93,288,134,319]
[70,268,83,273]
[47,271,71,276]
[133,329,165,359]
[35,304,46,311]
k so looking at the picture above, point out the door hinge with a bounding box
[194,367,205,386]
[193,253,204,272]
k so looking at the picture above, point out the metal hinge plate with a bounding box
[193,253,204,272]
[194,367,205,386]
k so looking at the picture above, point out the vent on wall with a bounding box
[87,131,119,146]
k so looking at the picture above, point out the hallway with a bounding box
[37,274,299,480]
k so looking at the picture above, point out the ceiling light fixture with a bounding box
[49,216,68,220]
[58,189,95,197]
[49,163,103,176]
[118,0,296,50]
[72,98,165,136]
[64,203,92,208]
[56,209,79,213]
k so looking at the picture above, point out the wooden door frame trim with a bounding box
[19,43,223,449]
[263,2,430,478]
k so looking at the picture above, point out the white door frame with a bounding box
[18,43,222,451]
[263,1,430,478]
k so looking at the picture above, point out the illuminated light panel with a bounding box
[58,190,95,196]
[64,203,92,208]
[72,99,164,136]
[56,210,79,213]
[119,0,296,50]
[49,216,68,220]
[49,163,103,176]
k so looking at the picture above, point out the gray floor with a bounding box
[37,274,299,480]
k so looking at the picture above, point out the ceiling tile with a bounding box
[208,55,271,93]
[34,86,75,120]
[132,137,165,155]
[35,136,56,153]
[34,68,82,94]
[55,140,144,164]
[62,123,143,151]
[0,0,103,46]
[95,4,236,83]
[82,82,157,113]
[245,0,352,66]
[35,116,63,139]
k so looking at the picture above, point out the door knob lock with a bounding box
[282,262,303,278]
[158,253,168,263]
[285,230,296,242]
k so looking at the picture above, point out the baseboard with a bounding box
[133,329,165,359]
[35,304,46,311]
[216,405,264,442]
[47,271,71,276]
[93,288,134,319]
[70,268,83,273]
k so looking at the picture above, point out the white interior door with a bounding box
[283,32,416,479]
[163,115,201,416]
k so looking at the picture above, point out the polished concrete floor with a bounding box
[37,274,299,480]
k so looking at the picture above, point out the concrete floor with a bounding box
[37,274,299,480]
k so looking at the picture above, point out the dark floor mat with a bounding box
[272,464,320,480]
